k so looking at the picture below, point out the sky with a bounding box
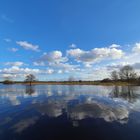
[0,0,140,81]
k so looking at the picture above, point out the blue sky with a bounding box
[0,0,140,81]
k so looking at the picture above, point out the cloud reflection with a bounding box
[11,116,39,133]
[1,84,140,134]
[34,103,64,117]
[68,102,128,124]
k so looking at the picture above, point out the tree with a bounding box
[3,75,13,84]
[3,79,13,84]
[101,78,111,82]
[25,74,36,86]
[111,70,118,81]
[119,65,137,82]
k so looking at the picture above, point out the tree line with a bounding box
[110,65,138,82]
[2,65,140,85]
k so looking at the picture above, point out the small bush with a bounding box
[101,78,111,83]
[3,80,13,84]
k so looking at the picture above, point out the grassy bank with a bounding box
[2,81,139,86]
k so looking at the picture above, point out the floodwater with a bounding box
[0,84,140,140]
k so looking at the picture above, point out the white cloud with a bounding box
[0,66,56,80]
[106,62,140,71]
[49,62,79,73]
[69,43,77,48]
[16,41,40,52]
[34,50,80,73]
[132,43,140,53]
[93,47,124,59]
[5,61,25,67]
[30,45,125,80]
[67,48,83,57]
[33,61,45,66]
[2,42,140,81]
[67,47,124,65]
[41,51,68,64]
[2,74,15,79]
[58,70,63,74]
[46,69,54,74]
[109,44,121,49]
[1,66,40,74]
[76,67,111,80]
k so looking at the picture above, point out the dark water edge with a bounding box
[0,84,140,140]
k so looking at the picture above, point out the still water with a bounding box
[0,84,140,140]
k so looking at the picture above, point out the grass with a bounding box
[3,81,139,86]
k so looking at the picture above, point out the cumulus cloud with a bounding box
[67,46,124,65]
[51,62,80,73]
[5,61,25,67]
[132,43,140,53]
[33,50,78,72]
[0,66,56,80]
[31,45,125,79]
[16,41,40,52]
[106,62,140,71]
[40,51,68,64]
[1,66,40,74]
[2,74,15,79]
[3,41,140,81]
[76,67,111,80]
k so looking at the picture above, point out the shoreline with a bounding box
[1,81,139,86]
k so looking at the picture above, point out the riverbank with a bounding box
[1,81,139,86]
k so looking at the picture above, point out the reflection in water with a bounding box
[0,84,140,140]
[25,85,36,95]
[34,102,64,117]
[110,86,140,103]
[11,116,39,133]
[68,102,128,124]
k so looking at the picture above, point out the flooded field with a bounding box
[0,84,140,140]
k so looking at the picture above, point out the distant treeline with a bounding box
[102,65,140,83]
[2,65,140,85]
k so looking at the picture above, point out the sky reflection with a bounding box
[0,84,140,139]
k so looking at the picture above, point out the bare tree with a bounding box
[25,74,36,86]
[111,70,118,81]
[119,65,137,82]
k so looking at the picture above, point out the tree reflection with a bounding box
[25,85,35,95]
[110,86,140,103]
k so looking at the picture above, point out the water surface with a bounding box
[0,84,140,140]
